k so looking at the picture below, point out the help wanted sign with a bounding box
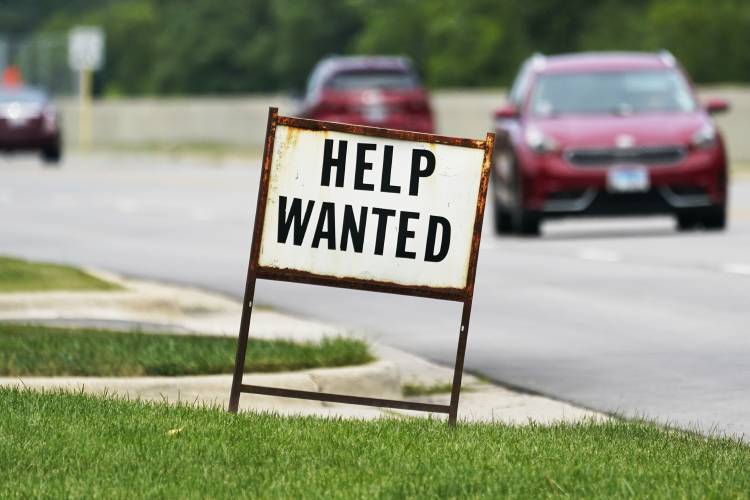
[256,113,492,293]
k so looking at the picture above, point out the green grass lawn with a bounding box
[0,256,119,293]
[0,389,748,499]
[0,323,373,376]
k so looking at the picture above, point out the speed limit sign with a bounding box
[68,26,105,72]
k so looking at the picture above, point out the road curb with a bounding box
[0,360,401,413]
[0,270,346,341]
[0,270,402,413]
[0,268,605,424]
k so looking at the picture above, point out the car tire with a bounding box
[493,201,513,234]
[677,205,727,231]
[701,204,726,231]
[41,143,61,166]
[510,165,541,236]
[676,212,698,231]
[514,209,541,236]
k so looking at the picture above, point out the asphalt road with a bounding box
[2,153,748,439]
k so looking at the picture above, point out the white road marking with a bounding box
[577,248,621,262]
[722,263,750,275]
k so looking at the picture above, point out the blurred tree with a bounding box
[147,0,274,94]
[646,0,750,83]
[94,0,159,95]
[421,0,526,86]
[2,0,749,94]
[353,0,431,78]
[269,0,363,93]
[0,0,98,36]
[577,0,652,52]
[516,0,600,54]
[353,0,528,87]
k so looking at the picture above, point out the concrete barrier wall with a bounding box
[58,95,295,151]
[57,86,750,162]
[696,86,750,163]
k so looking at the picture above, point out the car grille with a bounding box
[565,146,686,167]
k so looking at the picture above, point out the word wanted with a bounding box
[277,139,452,262]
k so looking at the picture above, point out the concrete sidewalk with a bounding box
[0,271,604,424]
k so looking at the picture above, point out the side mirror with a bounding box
[494,103,520,120]
[704,97,729,115]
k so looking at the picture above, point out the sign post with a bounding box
[67,26,104,152]
[229,108,493,425]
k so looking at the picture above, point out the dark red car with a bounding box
[297,56,434,133]
[0,86,61,164]
[492,51,729,235]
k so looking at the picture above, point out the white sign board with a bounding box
[256,115,492,294]
[68,27,105,71]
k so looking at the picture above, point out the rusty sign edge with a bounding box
[277,114,487,150]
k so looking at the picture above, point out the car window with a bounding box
[508,62,532,106]
[305,63,328,99]
[529,70,696,116]
[0,89,46,104]
[324,70,418,91]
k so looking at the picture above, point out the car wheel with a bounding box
[41,144,61,166]
[491,154,514,235]
[701,204,726,231]
[514,209,541,236]
[510,165,541,236]
[493,202,513,234]
[676,212,698,231]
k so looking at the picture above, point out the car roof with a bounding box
[304,56,420,97]
[315,56,414,75]
[532,52,675,74]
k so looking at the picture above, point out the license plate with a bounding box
[607,165,650,193]
[363,104,387,123]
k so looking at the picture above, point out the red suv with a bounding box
[297,56,434,133]
[492,51,729,235]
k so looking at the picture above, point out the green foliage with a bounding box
[3,0,750,94]
[268,0,362,93]
[577,0,653,52]
[0,323,374,376]
[147,0,275,94]
[647,0,750,82]
[0,256,119,292]
[1,388,749,497]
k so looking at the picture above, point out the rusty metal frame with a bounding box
[229,107,494,425]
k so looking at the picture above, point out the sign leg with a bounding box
[228,273,257,413]
[78,68,93,151]
[448,299,473,426]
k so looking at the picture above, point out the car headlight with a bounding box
[692,122,716,149]
[525,126,559,154]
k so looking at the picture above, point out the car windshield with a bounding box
[529,70,696,116]
[0,89,46,104]
[325,70,418,91]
